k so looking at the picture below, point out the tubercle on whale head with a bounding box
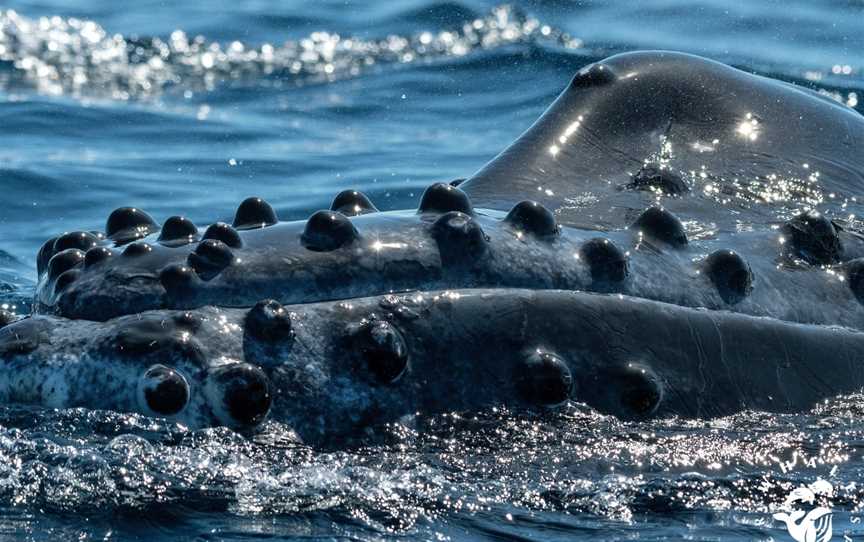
[779,211,842,266]
[625,164,689,197]
[204,362,272,428]
[233,197,278,230]
[138,364,190,417]
[703,249,753,305]
[187,239,235,280]
[578,362,663,420]
[503,200,560,239]
[418,182,474,215]
[578,238,629,289]
[47,248,85,283]
[330,190,378,216]
[106,207,159,244]
[630,207,688,248]
[202,222,243,248]
[431,211,489,268]
[301,210,360,251]
[515,349,573,406]
[157,216,199,246]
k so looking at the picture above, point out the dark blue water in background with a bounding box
[0,1,861,540]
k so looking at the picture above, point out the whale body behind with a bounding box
[462,51,864,230]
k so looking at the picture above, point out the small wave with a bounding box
[0,5,583,100]
[1,401,863,537]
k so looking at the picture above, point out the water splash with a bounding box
[0,5,582,100]
[0,399,862,538]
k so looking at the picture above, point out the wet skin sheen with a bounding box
[5,289,864,443]
[12,51,864,437]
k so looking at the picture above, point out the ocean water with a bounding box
[0,1,862,540]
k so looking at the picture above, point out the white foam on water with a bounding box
[0,5,582,100]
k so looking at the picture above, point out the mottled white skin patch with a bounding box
[40,367,70,408]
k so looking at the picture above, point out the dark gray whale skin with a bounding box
[33,204,864,329]
[461,50,864,230]
[4,289,864,444]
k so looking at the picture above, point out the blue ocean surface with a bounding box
[0,0,862,540]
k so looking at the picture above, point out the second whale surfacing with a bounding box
[8,50,864,437]
[4,289,864,444]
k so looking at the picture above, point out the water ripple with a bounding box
[0,5,582,99]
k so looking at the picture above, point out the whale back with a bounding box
[461,51,864,229]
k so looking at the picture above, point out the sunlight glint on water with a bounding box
[0,0,861,540]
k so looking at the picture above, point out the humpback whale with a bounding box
[6,51,864,437]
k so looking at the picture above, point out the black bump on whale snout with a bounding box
[122,242,153,257]
[628,164,689,196]
[617,365,662,418]
[589,364,662,419]
[780,212,841,265]
[504,200,559,239]
[187,239,234,280]
[202,222,243,248]
[245,299,294,342]
[160,264,197,296]
[353,320,409,384]
[579,238,629,287]
[432,211,488,267]
[232,197,277,230]
[631,207,688,248]
[208,364,272,427]
[47,249,85,282]
[84,246,113,268]
[705,249,753,304]
[139,365,190,416]
[330,190,378,216]
[418,182,473,215]
[157,216,198,245]
[301,210,359,251]
[54,231,100,253]
[105,207,158,244]
[54,269,81,293]
[516,350,573,406]
[570,62,617,88]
